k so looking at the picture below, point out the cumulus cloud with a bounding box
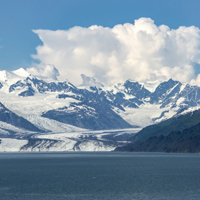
[29,18,200,86]
[27,64,59,80]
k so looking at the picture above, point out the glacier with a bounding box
[0,68,200,151]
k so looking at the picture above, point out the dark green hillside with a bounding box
[130,109,200,143]
[117,122,200,153]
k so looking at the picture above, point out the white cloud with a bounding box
[28,18,200,86]
[27,64,59,80]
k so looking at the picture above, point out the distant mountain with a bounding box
[42,101,132,130]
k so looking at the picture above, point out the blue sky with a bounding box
[0,0,200,78]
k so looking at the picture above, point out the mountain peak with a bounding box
[0,68,30,82]
[12,68,30,77]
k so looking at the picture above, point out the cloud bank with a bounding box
[28,18,200,86]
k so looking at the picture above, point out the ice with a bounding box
[0,138,28,152]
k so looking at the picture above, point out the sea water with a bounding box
[0,152,200,200]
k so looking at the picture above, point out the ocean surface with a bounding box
[0,152,200,200]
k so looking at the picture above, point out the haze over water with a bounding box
[0,152,200,200]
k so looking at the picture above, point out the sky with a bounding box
[1,0,200,86]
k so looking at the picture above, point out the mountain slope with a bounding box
[117,122,200,153]
[43,88,133,130]
[129,108,200,143]
[116,108,200,152]
[0,102,40,133]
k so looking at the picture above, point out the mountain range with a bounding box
[0,67,200,151]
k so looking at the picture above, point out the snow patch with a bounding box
[176,97,185,105]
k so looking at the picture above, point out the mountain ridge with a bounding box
[1,67,200,151]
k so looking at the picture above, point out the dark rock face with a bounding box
[0,102,40,132]
[19,87,35,97]
[0,82,3,89]
[123,80,151,99]
[150,79,181,103]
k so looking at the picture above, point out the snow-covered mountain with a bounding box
[1,67,200,151]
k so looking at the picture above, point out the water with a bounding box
[0,152,200,200]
